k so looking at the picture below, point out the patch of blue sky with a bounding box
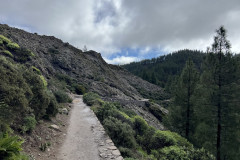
[0,18,36,33]
[108,47,167,61]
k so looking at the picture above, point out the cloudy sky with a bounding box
[1,0,240,64]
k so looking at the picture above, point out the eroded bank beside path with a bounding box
[58,95,123,160]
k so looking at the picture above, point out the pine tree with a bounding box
[167,59,199,139]
[194,26,240,160]
[151,72,157,84]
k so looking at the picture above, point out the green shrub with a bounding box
[148,104,164,121]
[155,146,189,160]
[7,42,20,50]
[96,102,117,121]
[133,116,149,136]
[48,48,60,54]
[119,108,137,117]
[190,147,215,160]
[31,66,41,75]
[45,91,59,118]
[0,56,32,124]
[55,73,72,84]
[83,92,100,106]
[0,35,11,44]
[170,132,192,148]
[21,115,37,133]
[119,147,136,158]
[138,126,156,153]
[103,116,137,148]
[54,90,72,103]
[15,48,34,62]
[150,131,177,150]
[39,75,47,88]
[2,50,13,58]
[74,84,86,95]
[22,68,50,120]
[0,132,26,160]
[0,39,3,45]
[152,146,215,160]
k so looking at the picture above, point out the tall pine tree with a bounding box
[194,26,240,160]
[167,59,199,140]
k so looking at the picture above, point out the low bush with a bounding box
[82,92,213,159]
[118,147,136,158]
[150,131,177,150]
[21,115,37,133]
[0,35,11,44]
[133,116,149,136]
[74,84,86,95]
[7,42,20,50]
[2,50,13,58]
[39,75,48,88]
[45,92,59,117]
[48,48,60,54]
[83,92,100,106]
[15,48,34,62]
[148,104,165,121]
[103,116,137,148]
[31,66,41,75]
[154,146,188,160]
[54,90,72,103]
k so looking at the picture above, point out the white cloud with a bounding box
[1,0,240,59]
[104,56,140,65]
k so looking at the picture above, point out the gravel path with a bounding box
[58,95,123,160]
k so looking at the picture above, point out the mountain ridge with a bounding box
[0,23,167,129]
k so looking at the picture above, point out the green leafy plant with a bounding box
[0,132,27,160]
[31,66,41,75]
[0,35,11,44]
[2,50,13,58]
[39,75,47,88]
[6,42,20,50]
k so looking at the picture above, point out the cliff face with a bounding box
[0,24,167,128]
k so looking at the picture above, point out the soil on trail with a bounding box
[58,95,123,160]
[58,95,100,160]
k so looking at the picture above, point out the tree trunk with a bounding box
[186,61,190,139]
[217,50,222,160]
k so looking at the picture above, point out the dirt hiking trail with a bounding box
[57,95,123,160]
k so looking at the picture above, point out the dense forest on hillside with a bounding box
[123,49,205,90]
[124,26,240,160]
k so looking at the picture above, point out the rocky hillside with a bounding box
[0,24,168,129]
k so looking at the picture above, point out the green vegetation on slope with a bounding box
[83,92,214,160]
[122,49,205,93]
[124,27,240,160]
[0,34,73,159]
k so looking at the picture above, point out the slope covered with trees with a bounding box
[123,49,205,91]
[126,26,240,160]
